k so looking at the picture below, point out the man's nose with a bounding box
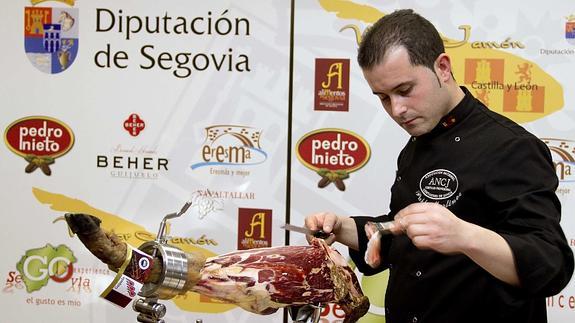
[390,97,407,117]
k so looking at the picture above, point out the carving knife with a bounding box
[281,223,331,239]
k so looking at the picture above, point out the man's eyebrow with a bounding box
[371,82,413,95]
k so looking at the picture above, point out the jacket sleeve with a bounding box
[348,214,394,276]
[485,135,574,296]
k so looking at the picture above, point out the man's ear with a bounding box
[434,53,453,82]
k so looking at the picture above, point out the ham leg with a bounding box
[65,213,369,322]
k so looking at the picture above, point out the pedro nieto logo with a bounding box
[296,129,370,191]
[542,138,575,184]
[4,116,74,176]
[191,125,267,172]
[566,14,575,45]
[25,0,79,74]
[315,58,350,112]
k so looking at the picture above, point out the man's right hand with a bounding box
[304,212,359,250]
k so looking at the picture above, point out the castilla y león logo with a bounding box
[4,116,74,175]
[296,128,370,191]
[25,0,79,74]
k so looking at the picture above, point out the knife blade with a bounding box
[367,220,395,235]
[281,223,331,239]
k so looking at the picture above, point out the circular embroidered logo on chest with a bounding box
[419,169,459,200]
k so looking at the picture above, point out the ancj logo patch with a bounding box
[24,1,79,74]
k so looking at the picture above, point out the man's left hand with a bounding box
[393,202,470,254]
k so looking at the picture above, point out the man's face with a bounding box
[362,46,451,137]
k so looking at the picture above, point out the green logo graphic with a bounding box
[15,244,76,292]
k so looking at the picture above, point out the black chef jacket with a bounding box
[349,87,574,323]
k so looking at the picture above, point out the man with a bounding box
[305,9,574,323]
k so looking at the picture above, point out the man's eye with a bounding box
[377,94,389,102]
[398,87,412,96]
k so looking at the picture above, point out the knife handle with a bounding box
[313,230,331,239]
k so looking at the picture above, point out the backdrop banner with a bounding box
[1,1,574,322]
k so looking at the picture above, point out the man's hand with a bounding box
[393,202,520,286]
[304,212,340,245]
[304,212,359,250]
[392,202,469,254]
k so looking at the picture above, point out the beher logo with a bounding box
[24,0,79,74]
[542,138,575,184]
[566,14,575,45]
[123,113,145,137]
[98,114,166,179]
[315,58,350,112]
[4,116,74,175]
[15,244,77,293]
[96,145,169,180]
[237,208,272,250]
[190,125,267,172]
[296,128,370,191]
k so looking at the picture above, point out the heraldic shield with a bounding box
[24,6,79,74]
[567,20,575,45]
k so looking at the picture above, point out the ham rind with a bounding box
[191,239,369,323]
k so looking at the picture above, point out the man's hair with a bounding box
[357,9,445,71]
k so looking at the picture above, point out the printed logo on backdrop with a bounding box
[537,14,575,56]
[3,243,99,307]
[123,114,145,137]
[416,169,462,208]
[97,145,168,179]
[321,3,564,124]
[542,138,575,197]
[315,58,350,112]
[96,115,168,179]
[238,208,272,250]
[189,188,256,219]
[15,244,76,293]
[566,14,575,45]
[4,116,74,176]
[24,0,79,74]
[464,59,546,115]
[296,129,370,191]
[191,125,267,178]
